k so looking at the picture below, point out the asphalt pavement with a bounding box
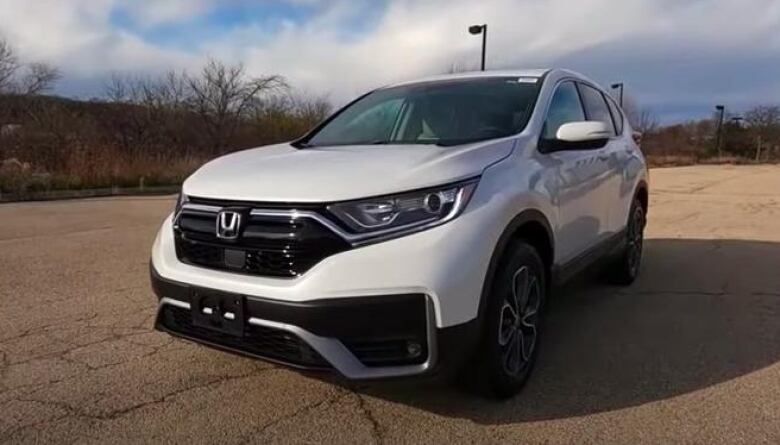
[1,164,779,444]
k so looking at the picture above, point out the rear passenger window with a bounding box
[605,95,624,135]
[578,84,616,137]
[542,81,585,140]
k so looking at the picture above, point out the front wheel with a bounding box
[476,241,546,399]
[607,198,645,285]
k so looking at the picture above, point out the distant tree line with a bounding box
[2,36,779,197]
[636,105,780,166]
[0,38,331,196]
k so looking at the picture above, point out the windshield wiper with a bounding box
[434,138,481,147]
[292,140,315,149]
[368,140,438,146]
[435,136,502,147]
[296,139,439,148]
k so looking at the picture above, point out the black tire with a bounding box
[607,198,645,285]
[476,241,546,399]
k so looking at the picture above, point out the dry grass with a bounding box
[1,147,207,196]
[645,154,699,168]
[644,154,780,168]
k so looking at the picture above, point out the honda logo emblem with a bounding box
[216,211,242,239]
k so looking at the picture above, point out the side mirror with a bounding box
[556,121,611,142]
[541,121,611,152]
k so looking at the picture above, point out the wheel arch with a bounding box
[476,209,555,326]
[635,180,649,216]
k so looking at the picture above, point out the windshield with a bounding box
[301,77,541,147]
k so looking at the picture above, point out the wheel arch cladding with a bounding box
[477,209,554,324]
[636,181,649,216]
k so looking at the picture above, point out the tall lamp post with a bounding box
[468,24,487,71]
[715,105,725,157]
[611,83,624,107]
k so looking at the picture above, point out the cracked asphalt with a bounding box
[1,164,779,444]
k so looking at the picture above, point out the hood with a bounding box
[183,139,515,202]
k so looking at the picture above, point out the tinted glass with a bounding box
[579,83,616,136]
[605,95,624,135]
[542,81,585,139]
[305,77,541,147]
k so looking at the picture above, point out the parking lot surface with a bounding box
[1,164,779,444]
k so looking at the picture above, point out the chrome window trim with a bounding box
[157,296,437,380]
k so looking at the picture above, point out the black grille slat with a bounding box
[160,305,330,368]
[188,196,325,210]
[174,203,350,278]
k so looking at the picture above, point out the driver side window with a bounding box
[543,81,585,140]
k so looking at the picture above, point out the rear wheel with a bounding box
[607,198,645,285]
[476,242,546,398]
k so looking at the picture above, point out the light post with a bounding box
[715,105,725,157]
[468,24,487,71]
[611,83,624,107]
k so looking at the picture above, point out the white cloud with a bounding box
[117,0,217,27]
[0,0,196,71]
[0,0,779,118]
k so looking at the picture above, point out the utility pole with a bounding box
[468,24,487,71]
[715,105,725,157]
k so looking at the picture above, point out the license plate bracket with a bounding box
[191,291,245,336]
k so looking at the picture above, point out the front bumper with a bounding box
[152,265,478,379]
[149,182,506,378]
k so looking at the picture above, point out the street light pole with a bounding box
[715,105,725,157]
[468,24,487,71]
[611,83,624,107]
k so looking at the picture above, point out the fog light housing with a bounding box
[406,341,423,358]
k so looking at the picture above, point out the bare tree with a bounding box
[0,39,19,92]
[20,62,61,95]
[250,91,332,142]
[105,73,130,102]
[744,105,780,161]
[102,72,188,155]
[185,59,286,152]
[622,95,659,134]
[631,108,659,134]
[0,38,60,95]
[745,105,780,135]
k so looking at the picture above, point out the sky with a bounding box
[1,0,779,123]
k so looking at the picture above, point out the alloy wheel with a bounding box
[626,207,644,276]
[497,265,541,376]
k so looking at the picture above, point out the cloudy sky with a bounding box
[1,0,779,122]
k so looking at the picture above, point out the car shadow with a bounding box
[334,238,780,423]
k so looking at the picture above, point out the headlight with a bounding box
[327,178,478,243]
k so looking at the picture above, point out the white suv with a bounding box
[151,69,648,398]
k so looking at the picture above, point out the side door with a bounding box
[541,81,613,264]
[605,94,639,233]
[577,83,625,236]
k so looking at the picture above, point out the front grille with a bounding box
[159,305,330,369]
[174,202,350,278]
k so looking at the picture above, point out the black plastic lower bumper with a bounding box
[150,264,479,377]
